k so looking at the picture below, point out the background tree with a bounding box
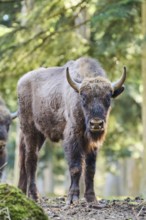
[140,0,146,197]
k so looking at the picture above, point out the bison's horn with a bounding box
[112,66,127,91]
[11,112,17,120]
[66,67,80,92]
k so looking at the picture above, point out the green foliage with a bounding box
[0,0,89,105]
[0,184,48,220]
[0,1,21,27]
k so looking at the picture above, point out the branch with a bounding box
[0,162,7,170]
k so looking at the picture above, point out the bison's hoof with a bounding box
[66,192,79,205]
[84,193,97,203]
[28,191,40,202]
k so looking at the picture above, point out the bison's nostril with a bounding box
[98,120,104,127]
[90,119,104,131]
[0,144,5,148]
[90,121,95,126]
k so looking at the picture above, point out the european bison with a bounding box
[0,98,17,179]
[17,57,126,203]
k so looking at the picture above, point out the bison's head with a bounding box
[66,67,126,140]
[0,105,17,152]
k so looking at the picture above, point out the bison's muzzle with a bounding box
[0,141,6,152]
[89,118,104,132]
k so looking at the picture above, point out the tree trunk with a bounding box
[42,141,54,194]
[13,121,20,186]
[21,0,34,26]
[43,159,54,194]
[124,158,141,196]
[140,0,146,197]
[104,158,141,197]
[75,7,90,40]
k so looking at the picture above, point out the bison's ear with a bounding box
[112,86,125,98]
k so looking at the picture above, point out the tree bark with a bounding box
[75,7,90,40]
[13,121,20,186]
[43,159,54,194]
[21,0,34,26]
[140,0,146,196]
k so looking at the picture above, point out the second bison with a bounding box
[0,98,17,179]
[17,57,126,203]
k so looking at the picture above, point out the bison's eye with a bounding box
[81,94,87,106]
[5,124,9,132]
[5,121,10,131]
[104,96,111,108]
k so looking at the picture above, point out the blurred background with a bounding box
[0,0,145,199]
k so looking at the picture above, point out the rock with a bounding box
[0,184,49,220]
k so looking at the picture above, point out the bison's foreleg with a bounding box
[64,138,84,205]
[67,163,82,204]
[84,150,97,202]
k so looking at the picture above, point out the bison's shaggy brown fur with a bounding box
[0,98,17,179]
[17,57,126,203]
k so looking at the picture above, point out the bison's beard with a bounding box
[84,128,106,152]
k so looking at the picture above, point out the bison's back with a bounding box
[69,57,106,80]
[18,67,67,141]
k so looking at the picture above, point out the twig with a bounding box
[0,191,12,204]
[132,207,140,220]
[0,207,11,220]
[136,200,146,207]
[136,206,144,218]
[0,162,8,171]
[132,200,146,219]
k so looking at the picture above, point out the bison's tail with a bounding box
[18,132,27,193]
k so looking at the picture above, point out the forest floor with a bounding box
[39,196,146,220]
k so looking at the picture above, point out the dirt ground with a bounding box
[39,196,146,220]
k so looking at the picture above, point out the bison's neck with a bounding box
[84,130,106,152]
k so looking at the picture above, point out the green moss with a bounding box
[0,184,48,220]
